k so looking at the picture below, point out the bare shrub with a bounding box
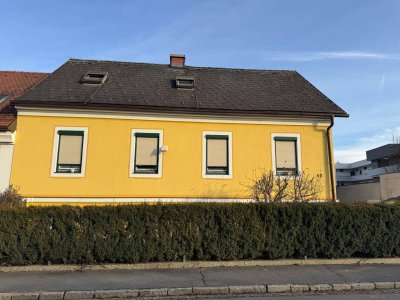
[248,169,274,202]
[245,169,290,202]
[0,185,25,207]
[289,171,323,201]
[246,169,322,202]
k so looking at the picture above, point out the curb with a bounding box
[1,258,400,273]
[1,282,400,300]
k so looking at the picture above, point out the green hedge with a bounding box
[0,203,400,266]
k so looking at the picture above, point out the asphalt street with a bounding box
[0,264,400,293]
[207,291,400,299]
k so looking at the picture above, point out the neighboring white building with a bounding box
[336,144,400,187]
[336,144,400,202]
[0,130,15,191]
[336,159,382,185]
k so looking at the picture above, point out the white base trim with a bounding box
[0,131,14,144]
[17,107,331,127]
[25,197,328,204]
[26,197,254,203]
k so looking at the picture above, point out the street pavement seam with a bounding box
[1,281,400,300]
[325,265,350,284]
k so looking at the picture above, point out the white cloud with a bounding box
[334,127,400,163]
[265,51,400,62]
[334,149,367,163]
[378,75,385,91]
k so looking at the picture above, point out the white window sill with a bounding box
[50,173,85,178]
[202,174,233,179]
[130,173,162,178]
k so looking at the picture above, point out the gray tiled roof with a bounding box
[15,59,348,117]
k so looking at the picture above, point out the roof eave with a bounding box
[14,100,349,118]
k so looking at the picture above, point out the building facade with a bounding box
[10,55,347,205]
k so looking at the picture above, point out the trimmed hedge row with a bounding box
[0,203,400,266]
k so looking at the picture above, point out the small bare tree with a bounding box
[288,171,323,201]
[245,169,322,202]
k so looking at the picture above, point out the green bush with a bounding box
[0,203,399,266]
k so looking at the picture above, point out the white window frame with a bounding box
[271,133,301,177]
[50,127,89,178]
[202,131,233,179]
[129,129,163,178]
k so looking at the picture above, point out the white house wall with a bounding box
[0,132,14,192]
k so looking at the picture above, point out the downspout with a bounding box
[327,115,336,201]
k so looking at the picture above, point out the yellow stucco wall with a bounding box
[10,114,332,204]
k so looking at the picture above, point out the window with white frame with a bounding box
[51,127,88,177]
[272,134,301,176]
[202,132,232,179]
[130,130,163,177]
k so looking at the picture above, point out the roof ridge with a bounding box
[0,71,49,74]
[67,58,297,73]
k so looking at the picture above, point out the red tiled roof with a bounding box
[0,71,48,130]
[0,114,15,128]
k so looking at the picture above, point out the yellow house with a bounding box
[11,55,348,206]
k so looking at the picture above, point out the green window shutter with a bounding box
[135,132,159,138]
[274,136,298,176]
[206,134,229,139]
[274,136,297,141]
[58,130,84,136]
[56,130,84,173]
[205,135,229,175]
[134,133,160,174]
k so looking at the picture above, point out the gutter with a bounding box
[327,115,336,201]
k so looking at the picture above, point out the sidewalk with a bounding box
[1,264,400,296]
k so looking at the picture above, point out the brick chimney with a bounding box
[170,54,185,68]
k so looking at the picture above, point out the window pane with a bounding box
[207,138,228,167]
[58,134,83,165]
[276,140,297,169]
[136,136,158,166]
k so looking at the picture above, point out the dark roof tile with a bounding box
[15,59,347,117]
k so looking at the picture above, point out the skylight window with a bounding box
[176,76,195,89]
[81,72,108,84]
[0,93,8,103]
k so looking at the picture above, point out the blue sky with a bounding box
[1,0,400,163]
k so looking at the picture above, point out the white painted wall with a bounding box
[0,132,14,192]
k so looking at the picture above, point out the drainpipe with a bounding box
[327,115,336,201]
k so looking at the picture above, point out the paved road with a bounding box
[0,264,400,293]
[207,291,400,299]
